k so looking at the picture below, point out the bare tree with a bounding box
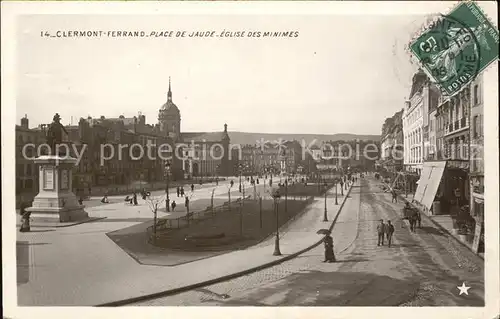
[145,194,166,244]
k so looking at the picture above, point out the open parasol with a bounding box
[316,229,331,235]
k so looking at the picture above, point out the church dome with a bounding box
[160,100,180,115]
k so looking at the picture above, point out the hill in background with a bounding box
[227,131,380,146]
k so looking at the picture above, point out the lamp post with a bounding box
[164,160,171,212]
[284,179,288,213]
[323,181,328,221]
[239,164,243,193]
[335,179,339,205]
[272,188,282,256]
[216,164,220,186]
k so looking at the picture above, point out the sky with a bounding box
[17,14,423,135]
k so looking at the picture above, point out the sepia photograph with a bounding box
[2,1,499,318]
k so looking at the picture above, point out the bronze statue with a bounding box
[46,113,68,154]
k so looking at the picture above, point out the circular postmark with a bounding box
[411,12,484,95]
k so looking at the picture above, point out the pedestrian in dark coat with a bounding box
[171,201,176,211]
[176,187,180,197]
[409,211,418,232]
[191,184,195,192]
[416,211,422,228]
[133,192,138,206]
[377,219,386,246]
[19,202,31,232]
[323,233,336,262]
[180,187,185,197]
[391,190,398,203]
[386,220,395,247]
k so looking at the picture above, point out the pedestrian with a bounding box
[133,192,138,206]
[78,196,84,205]
[176,186,180,197]
[323,233,336,262]
[391,189,398,203]
[19,201,31,232]
[180,187,185,197]
[377,219,386,246]
[230,180,234,188]
[386,220,395,247]
[409,211,418,232]
[191,184,195,192]
[185,196,189,208]
[416,211,422,229]
[171,200,176,211]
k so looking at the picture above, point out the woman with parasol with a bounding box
[317,229,336,262]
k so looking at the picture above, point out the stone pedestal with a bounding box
[26,155,88,223]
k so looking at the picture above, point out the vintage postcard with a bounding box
[2,1,498,318]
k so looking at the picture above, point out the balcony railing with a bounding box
[445,117,469,135]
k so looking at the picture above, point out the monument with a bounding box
[26,114,89,223]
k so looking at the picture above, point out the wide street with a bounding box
[133,176,484,306]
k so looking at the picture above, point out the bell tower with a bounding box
[158,77,181,141]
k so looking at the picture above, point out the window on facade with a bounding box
[474,85,479,105]
[473,115,478,138]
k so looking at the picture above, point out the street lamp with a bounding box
[335,178,339,205]
[323,181,328,221]
[216,164,220,185]
[164,160,171,212]
[239,164,243,193]
[272,188,282,256]
[284,179,288,213]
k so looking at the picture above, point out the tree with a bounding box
[145,194,166,244]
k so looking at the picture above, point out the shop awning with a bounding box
[414,161,446,210]
[421,162,446,210]
[413,165,433,204]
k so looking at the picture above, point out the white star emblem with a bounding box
[457,282,471,295]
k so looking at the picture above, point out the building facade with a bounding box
[16,78,231,204]
[403,70,429,174]
[469,76,484,253]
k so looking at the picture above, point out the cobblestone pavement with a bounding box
[133,177,484,306]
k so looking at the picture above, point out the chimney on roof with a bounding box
[139,115,146,126]
[100,115,105,120]
[21,114,29,129]
[133,116,138,133]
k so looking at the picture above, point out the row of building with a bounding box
[16,79,233,198]
[16,77,382,206]
[377,69,484,254]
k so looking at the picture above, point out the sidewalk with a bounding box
[377,177,484,259]
[17,181,356,306]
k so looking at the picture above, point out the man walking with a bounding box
[176,186,180,197]
[386,220,395,247]
[377,219,386,246]
[391,189,398,203]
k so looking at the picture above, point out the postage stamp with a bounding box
[409,1,499,96]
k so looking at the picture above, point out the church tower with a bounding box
[158,77,181,141]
